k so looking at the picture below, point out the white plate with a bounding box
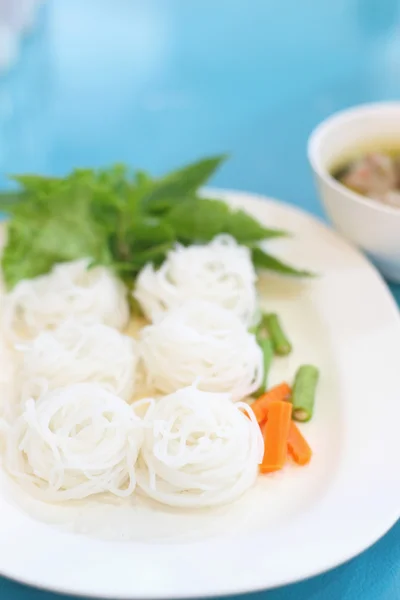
[0,190,399,598]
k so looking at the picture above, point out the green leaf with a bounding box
[1,181,112,289]
[129,218,175,249]
[110,217,175,263]
[252,247,313,277]
[0,159,310,291]
[142,155,227,214]
[165,198,229,241]
[0,192,25,212]
[10,174,62,194]
[160,154,226,190]
[2,225,56,288]
[213,202,287,241]
[135,170,153,187]
[164,197,286,243]
[0,175,64,214]
[114,241,174,273]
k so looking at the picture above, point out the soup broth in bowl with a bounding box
[332,143,400,209]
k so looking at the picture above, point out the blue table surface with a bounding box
[0,0,399,598]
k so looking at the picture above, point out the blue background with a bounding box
[0,0,399,598]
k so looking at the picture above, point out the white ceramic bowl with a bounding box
[308,102,400,283]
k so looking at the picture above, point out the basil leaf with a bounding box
[252,247,314,277]
[2,182,111,289]
[142,155,227,214]
[0,157,310,290]
[165,198,286,243]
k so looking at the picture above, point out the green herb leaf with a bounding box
[252,247,314,277]
[2,181,112,288]
[164,197,286,243]
[0,192,25,212]
[114,241,174,274]
[0,158,310,290]
[110,217,175,264]
[10,174,61,193]
[142,155,227,214]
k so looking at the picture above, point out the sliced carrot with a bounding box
[251,383,291,424]
[259,419,267,438]
[260,400,292,474]
[287,421,312,466]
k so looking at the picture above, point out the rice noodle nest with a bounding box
[4,383,144,501]
[139,300,263,401]
[17,320,139,404]
[134,235,258,326]
[2,258,130,342]
[136,385,263,508]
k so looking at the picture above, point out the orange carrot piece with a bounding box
[287,421,312,466]
[259,419,267,438]
[260,400,292,474]
[251,383,291,424]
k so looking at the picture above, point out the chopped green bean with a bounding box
[264,313,292,356]
[291,365,319,422]
[255,336,274,395]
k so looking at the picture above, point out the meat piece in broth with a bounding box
[340,152,397,200]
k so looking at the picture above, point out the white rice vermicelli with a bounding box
[4,383,144,501]
[134,235,258,325]
[2,258,130,341]
[136,385,263,508]
[17,320,139,403]
[139,300,263,401]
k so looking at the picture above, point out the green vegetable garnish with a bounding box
[165,198,286,244]
[263,313,292,356]
[291,365,320,422]
[255,335,274,396]
[252,247,313,277]
[0,156,311,289]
